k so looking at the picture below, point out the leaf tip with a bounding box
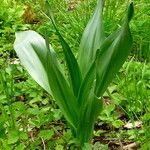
[127,2,134,22]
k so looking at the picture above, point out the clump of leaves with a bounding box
[14,0,134,147]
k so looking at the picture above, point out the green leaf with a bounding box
[12,102,26,118]
[95,3,134,97]
[38,130,54,140]
[77,62,95,106]
[82,143,92,150]
[93,142,101,150]
[46,2,82,97]
[14,30,79,130]
[76,63,102,144]
[56,145,64,150]
[54,32,82,98]
[14,31,51,94]
[0,124,5,139]
[19,131,28,140]
[77,88,102,144]
[78,94,102,145]
[112,120,124,128]
[78,0,105,77]
[14,143,26,150]
[101,144,108,150]
[44,35,79,129]
[7,129,19,144]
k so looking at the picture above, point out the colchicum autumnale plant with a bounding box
[14,0,134,146]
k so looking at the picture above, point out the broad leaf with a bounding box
[78,0,105,77]
[95,3,134,97]
[14,31,79,129]
[14,30,51,94]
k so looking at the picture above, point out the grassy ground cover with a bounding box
[0,0,150,149]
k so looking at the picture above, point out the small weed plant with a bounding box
[14,0,134,147]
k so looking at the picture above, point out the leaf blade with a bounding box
[14,30,79,130]
[76,63,102,144]
[46,1,82,97]
[95,3,134,97]
[14,30,51,94]
[77,91,102,145]
[78,0,105,77]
